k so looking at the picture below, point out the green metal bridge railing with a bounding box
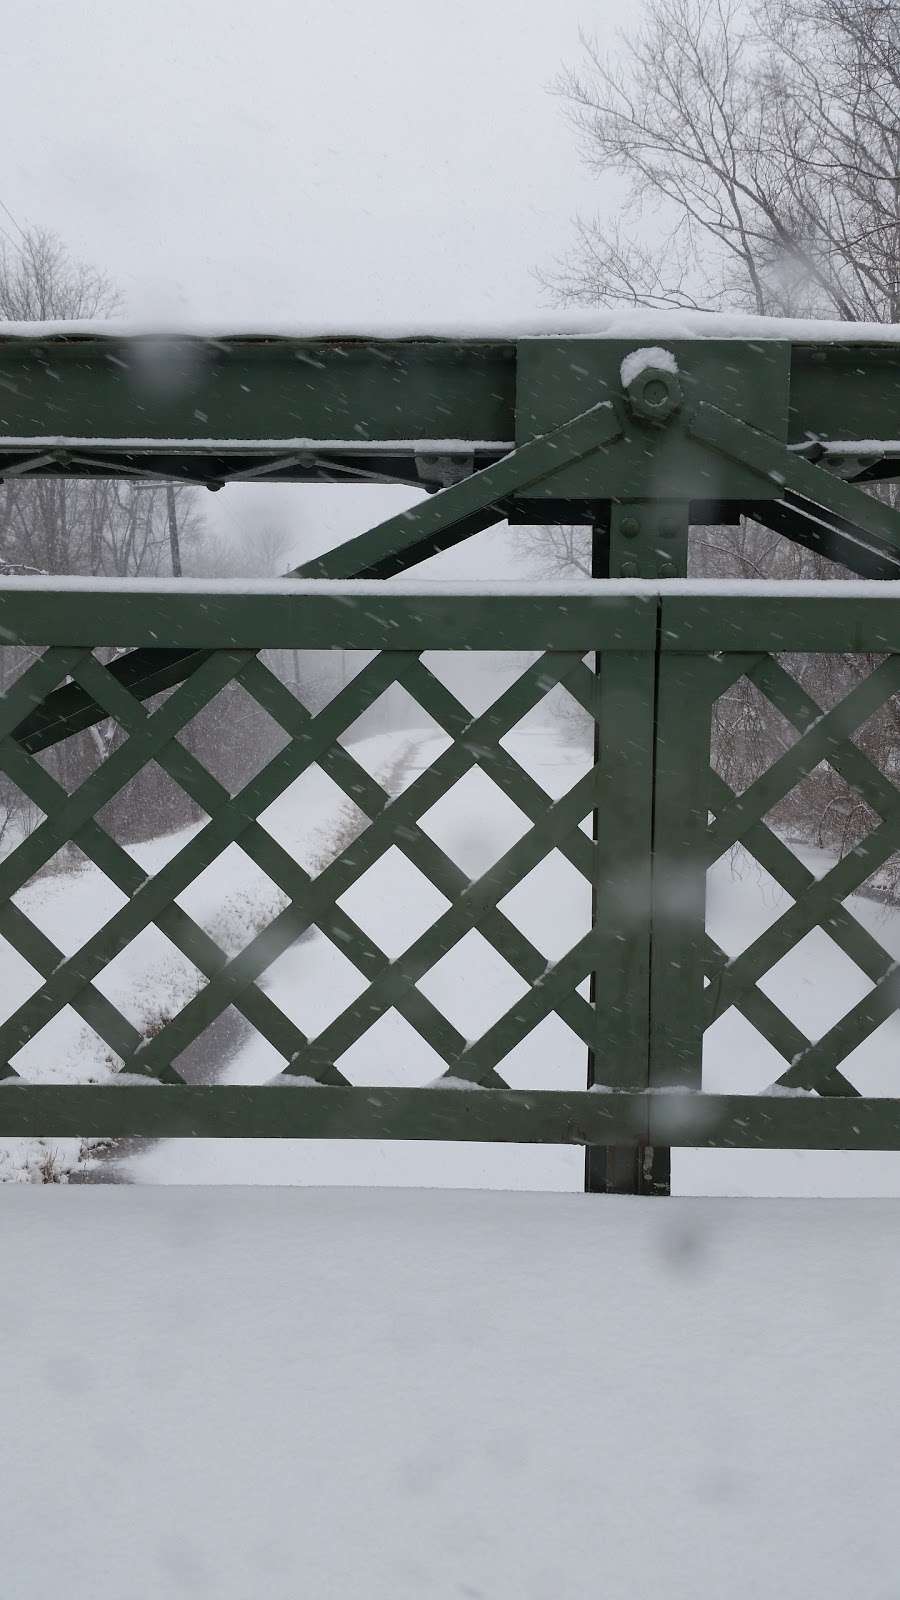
[0,579,899,1166]
[4,321,900,1188]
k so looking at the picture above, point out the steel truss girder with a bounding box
[1,329,900,483]
[12,375,900,755]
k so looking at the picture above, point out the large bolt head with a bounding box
[621,349,683,426]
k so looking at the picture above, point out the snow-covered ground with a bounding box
[1,1185,897,1598]
[3,693,900,1193]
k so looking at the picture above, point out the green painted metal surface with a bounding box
[3,331,900,1171]
[1,329,900,490]
[9,333,900,760]
[0,584,898,1150]
[515,339,790,501]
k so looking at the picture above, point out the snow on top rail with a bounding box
[0,435,514,453]
[2,576,900,599]
[3,309,900,343]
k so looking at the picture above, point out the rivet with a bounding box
[619,516,640,538]
[620,558,639,578]
[658,559,677,579]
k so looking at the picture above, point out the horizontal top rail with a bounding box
[0,580,657,650]
[0,577,899,652]
[2,318,900,483]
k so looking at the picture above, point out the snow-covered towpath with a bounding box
[0,1186,897,1598]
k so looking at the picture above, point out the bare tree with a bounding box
[761,0,900,321]
[1,226,204,581]
[0,228,210,843]
[0,225,116,321]
[545,0,900,319]
[529,1,900,887]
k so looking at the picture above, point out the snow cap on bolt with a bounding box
[620,346,682,425]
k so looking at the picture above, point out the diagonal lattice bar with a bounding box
[0,649,251,906]
[0,648,416,1068]
[704,656,900,1016]
[699,652,900,1095]
[0,649,256,1079]
[0,678,342,1083]
[784,966,900,1087]
[0,645,200,1078]
[703,931,860,1097]
[745,654,900,825]
[399,657,596,879]
[707,656,900,1056]
[707,808,900,1028]
[240,656,598,1078]
[314,642,656,1091]
[131,673,608,1084]
[215,649,597,1076]
[75,652,468,1081]
[708,773,896,991]
[705,781,875,1095]
[706,654,900,863]
[0,897,142,1080]
[306,768,604,1081]
[16,644,590,1086]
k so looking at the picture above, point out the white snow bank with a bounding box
[0,1187,897,1599]
[3,308,900,343]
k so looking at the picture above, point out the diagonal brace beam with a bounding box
[12,399,624,755]
[294,399,623,579]
[692,401,900,565]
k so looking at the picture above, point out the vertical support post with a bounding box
[585,501,689,1195]
[584,644,657,1186]
[609,497,690,581]
[648,648,713,1109]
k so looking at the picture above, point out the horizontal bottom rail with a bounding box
[0,1086,899,1149]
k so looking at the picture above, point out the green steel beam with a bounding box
[0,334,516,489]
[297,397,623,577]
[2,329,900,489]
[7,334,900,758]
[743,496,900,579]
[5,586,656,754]
[0,1085,899,1147]
[0,585,658,651]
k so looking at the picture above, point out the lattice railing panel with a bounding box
[701,651,900,1100]
[3,583,900,1153]
[0,641,609,1095]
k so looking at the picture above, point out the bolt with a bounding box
[642,378,669,407]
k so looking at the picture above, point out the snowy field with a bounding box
[3,692,900,1195]
[0,1185,897,1599]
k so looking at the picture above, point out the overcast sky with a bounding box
[3,0,620,571]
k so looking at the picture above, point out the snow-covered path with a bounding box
[1,1186,897,1598]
